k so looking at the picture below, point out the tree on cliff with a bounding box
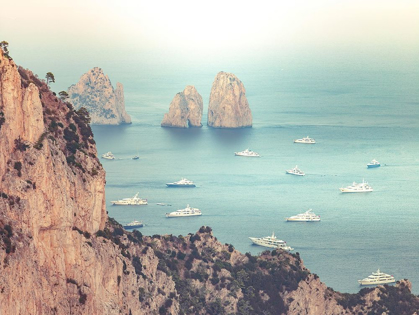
[0,41,9,55]
[46,72,55,86]
[59,91,69,101]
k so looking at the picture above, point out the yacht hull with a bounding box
[358,279,395,286]
[166,184,196,187]
[123,224,144,229]
[340,189,373,193]
[286,218,320,222]
[367,164,380,168]
[286,172,305,176]
[166,213,201,218]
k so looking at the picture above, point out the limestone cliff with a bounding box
[2,50,419,315]
[161,85,203,128]
[67,67,131,125]
[207,71,252,128]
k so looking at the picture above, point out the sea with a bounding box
[87,61,419,295]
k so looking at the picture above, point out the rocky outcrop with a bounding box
[207,71,252,128]
[67,67,131,125]
[161,85,203,128]
[2,50,419,315]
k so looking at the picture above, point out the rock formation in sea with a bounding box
[161,85,203,128]
[2,50,419,314]
[207,71,252,128]
[67,67,131,125]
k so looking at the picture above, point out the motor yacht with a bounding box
[234,148,260,157]
[249,232,293,251]
[166,178,196,187]
[367,159,380,168]
[294,136,316,144]
[286,165,305,176]
[123,220,144,229]
[101,151,115,160]
[286,209,320,222]
[340,179,373,193]
[111,192,148,205]
[358,269,395,286]
[166,205,202,218]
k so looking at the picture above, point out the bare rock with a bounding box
[161,85,203,128]
[67,67,131,125]
[207,71,252,128]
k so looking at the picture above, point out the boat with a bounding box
[358,269,395,286]
[101,151,115,160]
[249,232,293,251]
[234,148,260,157]
[286,209,320,222]
[166,204,202,218]
[166,178,196,187]
[294,136,316,144]
[123,220,144,229]
[111,192,148,205]
[340,179,373,193]
[367,159,380,168]
[132,155,139,160]
[286,165,305,176]
[157,203,172,206]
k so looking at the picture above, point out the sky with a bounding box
[1,0,419,88]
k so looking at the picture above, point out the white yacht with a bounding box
[111,193,148,205]
[123,220,144,229]
[235,148,260,157]
[340,179,373,193]
[358,269,395,286]
[166,204,202,218]
[286,209,320,222]
[286,165,305,176]
[294,136,316,144]
[249,232,293,251]
[166,178,196,187]
[101,151,115,160]
[367,159,380,168]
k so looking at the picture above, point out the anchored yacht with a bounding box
[286,209,320,222]
[294,136,316,144]
[286,165,305,176]
[340,179,373,193]
[111,193,148,205]
[101,152,115,160]
[166,205,202,218]
[123,220,144,229]
[235,148,260,157]
[166,178,196,187]
[358,269,395,286]
[367,159,380,168]
[249,232,293,251]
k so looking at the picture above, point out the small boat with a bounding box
[340,179,373,193]
[156,203,172,206]
[132,155,139,160]
[358,269,395,286]
[111,192,148,205]
[101,152,115,160]
[367,159,380,168]
[166,204,202,218]
[166,178,196,187]
[235,148,260,157]
[286,165,305,176]
[249,232,293,251]
[123,220,144,229]
[286,209,320,222]
[294,136,316,144]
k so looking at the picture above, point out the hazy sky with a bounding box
[2,0,419,83]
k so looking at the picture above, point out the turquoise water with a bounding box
[91,64,419,294]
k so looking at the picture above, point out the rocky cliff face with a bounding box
[207,72,252,128]
[161,85,203,128]
[67,67,131,125]
[2,51,419,315]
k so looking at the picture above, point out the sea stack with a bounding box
[67,67,132,125]
[207,71,252,128]
[161,85,203,128]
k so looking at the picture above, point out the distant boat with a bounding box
[123,220,144,229]
[358,269,395,286]
[340,179,373,193]
[234,148,260,157]
[166,178,196,187]
[286,209,320,222]
[286,165,305,176]
[294,136,316,144]
[101,151,115,160]
[111,192,148,205]
[157,203,172,206]
[166,204,202,218]
[249,232,293,250]
[132,155,139,160]
[367,159,380,168]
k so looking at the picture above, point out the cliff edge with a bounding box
[67,67,132,125]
